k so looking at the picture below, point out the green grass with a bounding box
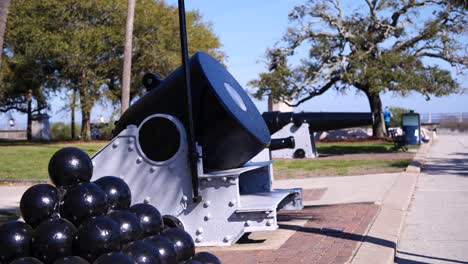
[316,141,395,154]
[0,142,105,180]
[316,141,418,154]
[0,140,414,180]
[273,159,412,179]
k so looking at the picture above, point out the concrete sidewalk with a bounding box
[274,173,399,206]
[396,135,468,264]
[0,185,30,212]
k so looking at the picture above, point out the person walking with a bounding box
[383,106,393,136]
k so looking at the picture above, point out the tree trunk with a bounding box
[0,0,11,67]
[79,71,91,140]
[26,89,32,141]
[365,90,386,138]
[71,88,76,140]
[121,0,135,114]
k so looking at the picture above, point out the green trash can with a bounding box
[402,111,421,145]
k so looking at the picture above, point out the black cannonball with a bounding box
[161,228,194,262]
[32,218,76,263]
[48,147,93,189]
[20,184,60,228]
[143,235,177,264]
[93,252,133,264]
[73,216,121,262]
[108,210,142,245]
[123,241,161,264]
[192,252,222,264]
[0,221,33,263]
[11,257,44,264]
[94,176,131,210]
[60,182,109,226]
[129,203,163,237]
[184,260,202,264]
[53,256,89,264]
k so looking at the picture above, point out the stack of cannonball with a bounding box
[0,147,221,264]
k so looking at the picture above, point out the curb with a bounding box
[350,138,435,264]
[405,137,434,173]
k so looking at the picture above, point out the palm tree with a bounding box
[121,0,135,114]
[0,0,10,66]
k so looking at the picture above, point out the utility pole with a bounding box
[121,0,135,114]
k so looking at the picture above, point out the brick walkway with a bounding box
[210,203,379,264]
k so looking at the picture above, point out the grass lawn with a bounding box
[0,140,414,181]
[316,140,417,154]
[273,159,412,179]
[0,141,105,180]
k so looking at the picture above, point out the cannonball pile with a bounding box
[0,147,221,264]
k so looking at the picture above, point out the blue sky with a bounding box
[2,0,467,128]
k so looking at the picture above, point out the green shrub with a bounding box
[50,122,80,140]
[389,107,412,127]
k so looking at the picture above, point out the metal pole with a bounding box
[121,0,136,114]
[177,0,201,202]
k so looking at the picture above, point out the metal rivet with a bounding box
[143,197,150,203]
[195,237,203,243]
[128,146,134,152]
[182,195,188,202]
[150,166,156,173]
[266,219,274,226]
[204,214,211,221]
[222,177,227,182]
[228,200,236,207]
[206,178,212,182]
[112,141,119,148]
[136,157,143,164]
[128,138,134,144]
[203,201,211,208]
[223,236,231,243]
[196,228,204,235]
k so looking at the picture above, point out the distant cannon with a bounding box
[263,111,374,158]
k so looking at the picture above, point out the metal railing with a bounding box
[420,112,468,124]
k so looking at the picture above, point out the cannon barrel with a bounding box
[269,136,295,151]
[114,52,270,171]
[263,111,374,134]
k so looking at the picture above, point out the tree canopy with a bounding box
[2,0,223,139]
[250,0,467,137]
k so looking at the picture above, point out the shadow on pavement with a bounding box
[395,250,468,264]
[279,223,395,249]
[424,157,468,177]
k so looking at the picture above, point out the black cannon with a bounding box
[114,52,270,171]
[262,111,374,134]
[90,51,303,246]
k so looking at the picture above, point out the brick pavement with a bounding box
[210,203,379,264]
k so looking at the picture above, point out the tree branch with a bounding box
[285,76,340,107]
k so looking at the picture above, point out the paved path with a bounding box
[396,135,468,264]
[274,173,399,206]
